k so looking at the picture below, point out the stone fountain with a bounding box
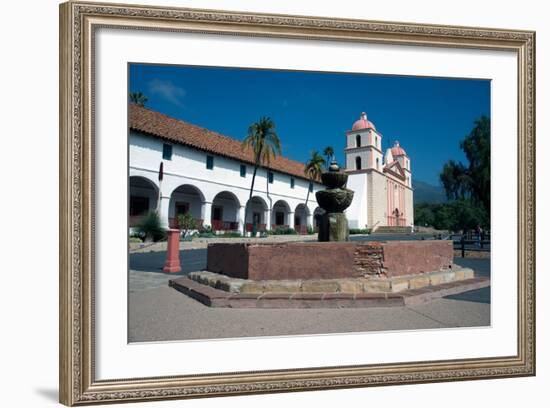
[316,160,354,242]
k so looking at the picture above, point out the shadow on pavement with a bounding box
[444,287,491,304]
[129,248,207,276]
[445,257,491,304]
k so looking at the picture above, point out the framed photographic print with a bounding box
[59,1,535,405]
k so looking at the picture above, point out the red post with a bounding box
[163,229,181,273]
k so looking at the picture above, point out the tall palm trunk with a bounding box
[243,152,261,236]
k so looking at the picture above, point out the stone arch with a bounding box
[272,200,291,229]
[246,196,268,232]
[129,176,159,227]
[168,184,205,229]
[294,203,311,234]
[211,191,241,231]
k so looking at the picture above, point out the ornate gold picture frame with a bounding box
[59,1,535,405]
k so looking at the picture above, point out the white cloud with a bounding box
[148,79,186,107]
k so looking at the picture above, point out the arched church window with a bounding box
[356,134,361,147]
[355,156,362,170]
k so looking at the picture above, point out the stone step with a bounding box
[168,276,490,309]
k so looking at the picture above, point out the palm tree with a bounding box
[304,150,325,206]
[129,92,148,107]
[241,117,281,235]
[323,146,334,168]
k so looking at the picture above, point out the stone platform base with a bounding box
[168,276,490,308]
[187,265,474,294]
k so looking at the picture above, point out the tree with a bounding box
[414,200,488,232]
[177,212,196,239]
[241,117,281,235]
[439,116,490,219]
[460,116,490,214]
[129,92,148,107]
[323,146,334,167]
[440,160,469,201]
[414,203,437,228]
[304,150,325,206]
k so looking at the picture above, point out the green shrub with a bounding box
[177,212,196,237]
[135,211,166,242]
[129,236,143,243]
[268,226,297,235]
[307,225,316,235]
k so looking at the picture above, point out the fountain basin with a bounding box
[315,188,354,213]
[206,240,453,281]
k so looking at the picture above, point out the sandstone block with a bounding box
[262,280,302,293]
[454,268,475,281]
[409,275,431,289]
[301,280,339,293]
[239,281,265,294]
[390,279,409,293]
[337,280,363,293]
[362,279,391,293]
[429,270,455,286]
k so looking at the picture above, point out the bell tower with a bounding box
[344,112,383,173]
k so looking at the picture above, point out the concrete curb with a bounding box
[169,276,490,308]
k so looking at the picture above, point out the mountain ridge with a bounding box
[412,180,447,204]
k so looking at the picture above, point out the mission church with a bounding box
[129,105,414,234]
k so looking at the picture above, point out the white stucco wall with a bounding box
[345,173,368,229]
[405,186,414,227]
[368,170,388,230]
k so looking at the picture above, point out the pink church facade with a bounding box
[344,112,414,231]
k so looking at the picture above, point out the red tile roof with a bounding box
[129,104,313,181]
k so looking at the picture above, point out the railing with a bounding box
[168,218,204,230]
[295,225,308,235]
[245,223,266,232]
[211,220,239,231]
[450,231,491,257]
[386,216,407,227]
[272,224,289,230]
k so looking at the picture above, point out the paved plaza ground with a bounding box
[128,234,490,342]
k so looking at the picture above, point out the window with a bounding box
[275,211,285,226]
[240,164,246,177]
[162,143,173,160]
[356,156,362,170]
[375,136,378,148]
[376,157,379,170]
[309,182,313,192]
[290,177,295,188]
[268,171,274,184]
[356,134,361,147]
[206,155,214,169]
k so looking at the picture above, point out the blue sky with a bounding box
[129,63,490,185]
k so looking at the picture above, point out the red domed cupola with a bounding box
[391,141,407,157]
[351,112,376,131]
